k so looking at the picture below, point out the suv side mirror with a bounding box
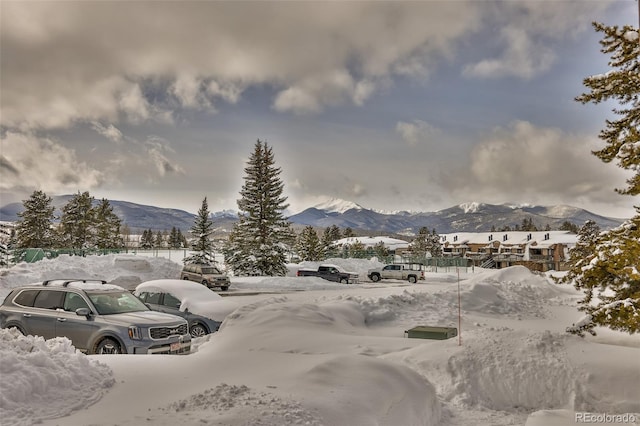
[75,307,91,318]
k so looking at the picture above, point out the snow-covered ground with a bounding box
[0,254,638,426]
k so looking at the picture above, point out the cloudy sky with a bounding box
[1,1,638,218]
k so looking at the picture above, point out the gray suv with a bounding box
[0,279,191,355]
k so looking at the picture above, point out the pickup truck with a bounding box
[296,264,359,284]
[367,263,425,283]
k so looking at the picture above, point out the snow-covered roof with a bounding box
[333,236,410,250]
[441,231,577,247]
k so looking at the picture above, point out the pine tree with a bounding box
[168,227,184,249]
[154,231,164,248]
[94,198,123,249]
[58,191,95,249]
[15,190,56,248]
[224,140,294,276]
[559,221,580,234]
[521,217,538,232]
[184,197,216,265]
[428,228,443,257]
[576,22,640,197]
[296,226,323,261]
[343,228,355,238]
[140,229,154,249]
[373,241,389,259]
[0,223,11,266]
[566,20,640,335]
[321,225,341,258]
[558,221,601,284]
[561,217,639,336]
[410,227,430,261]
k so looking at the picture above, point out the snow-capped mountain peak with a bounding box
[313,198,363,214]
[459,202,484,214]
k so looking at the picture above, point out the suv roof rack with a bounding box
[42,279,108,287]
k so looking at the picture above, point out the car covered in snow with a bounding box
[134,279,239,337]
[0,279,191,355]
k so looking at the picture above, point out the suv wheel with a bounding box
[95,338,122,354]
[190,323,208,337]
[408,275,417,284]
[370,274,380,282]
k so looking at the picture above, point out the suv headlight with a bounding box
[128,326,142,340]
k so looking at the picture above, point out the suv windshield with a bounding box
[87,291,150,315]
[200,267,221,274]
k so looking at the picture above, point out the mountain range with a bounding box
[0,196,625,236]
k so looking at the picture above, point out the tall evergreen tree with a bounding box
[168,227,184,249]
[224,140,294,276]
[558,220,601,287]
[140,229,154,249]
[184,197,216,264]
[154,231,164,248]
[373,241,389,259]
[428,228,443,257]
[567,20,640,335]
[58,191,95,249]
[94,198,123,249]
[576,22,640,197]
[559,221,580,234]
[15,190,56,248]
[410,227,430,260]
[0,223,11,266]
[296,226,323,261]
[321,225,341,257]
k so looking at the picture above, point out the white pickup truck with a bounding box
[367,263,425,283]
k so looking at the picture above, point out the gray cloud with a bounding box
[396,120,442,147]
[0,132,104,192]
[0,155,20,176]
[144,137,185,178]
[91,122,123,143]
[446,121,631,206]
[462,1,610,79]
[1,2,483,128]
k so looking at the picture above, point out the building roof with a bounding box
[334,236,410,250]
[440,231,577,248]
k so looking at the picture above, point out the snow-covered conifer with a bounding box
[0,223,11,266]
[567,20,640,335]
[576,22,639,196]
[94,198,123,249]
[15,190,56,248]
[224,140,294,276]
[58,191,95,249]
[296,226,323,261]
[184,197,215,265]
[321,225,341,257]
[409,227,430,260]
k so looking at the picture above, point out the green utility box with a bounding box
[405,326,458,340]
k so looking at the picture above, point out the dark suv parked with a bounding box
[0,279,191,355]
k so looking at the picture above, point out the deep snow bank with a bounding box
[0,329,115,426]
[447,329,576,411]
[214,296,442,425]
[0,254,182,295]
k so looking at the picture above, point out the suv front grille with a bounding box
[150,324,188,339]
